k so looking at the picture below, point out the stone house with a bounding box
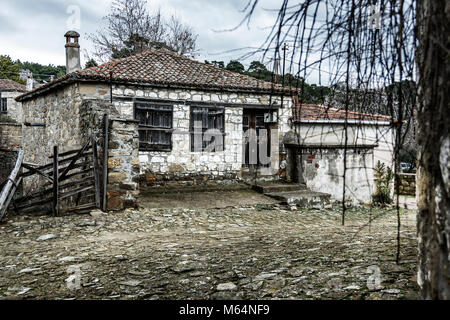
[15,32,294,209]
[284,104,395,204]
[0,79,26,122]
[15,32,395,209]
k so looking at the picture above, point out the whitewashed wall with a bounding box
[285,121,395,204]
[1,91,23,123]
[107,85,293,182]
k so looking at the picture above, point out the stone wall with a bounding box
[22,83,84,164]
[21,84,86,192]
[109,84,293,185]
[1,91,23,123]
[0,123,22,148]
[20,81,294,194]
[286,122,395,171]
[286,146,375,205]
[0,149,18,185]
[139,106,243,186]
[0,149,22,200]
[107,119,140,211]
[397,173,416,195]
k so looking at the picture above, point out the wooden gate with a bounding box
[14,135,101,215]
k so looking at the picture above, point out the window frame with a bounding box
[134,102,174,152]
[0,97,7,114]
[189,106,226,152]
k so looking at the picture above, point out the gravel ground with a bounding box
[0,198,420,300]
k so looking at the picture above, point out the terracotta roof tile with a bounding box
[292,103,392,122]
[17,49,293,101]
[0,79,26,92]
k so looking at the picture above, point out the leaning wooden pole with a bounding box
[102,114,109,211]
[52,146,59,216]
[0,149,24,221]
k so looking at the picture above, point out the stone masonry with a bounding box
[107,119,140,211]
[19,81,293,206]
[0,91,23,123]
[397,173,416,196]
[110,85,293,185]
[0,123,22,148]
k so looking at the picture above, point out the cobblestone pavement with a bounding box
[0,200,420,300]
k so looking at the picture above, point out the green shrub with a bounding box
[373,161,394,205]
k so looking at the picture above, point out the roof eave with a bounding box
[16,76,296,102]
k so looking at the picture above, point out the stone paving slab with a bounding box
[0,204,419,300]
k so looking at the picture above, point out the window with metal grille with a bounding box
[0,98,7,114]
[190,106,225,152]
[134,103,173,151]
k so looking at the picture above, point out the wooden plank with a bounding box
[20,152,92,178]
[75,154,89,206]
[91,136,101,209]
[16,197,53,211]
[59,185,95,200]
[62,202,97,214]
[48,146,92,159]
[0,177,22,221]
[59,139,92,181]
[52,146,59,216]
[22,163,53,182]
[102,114,109,211]
[15,175,95,203]
[46,160,93,178]
[0,149,24,221]
[60,168,93,182]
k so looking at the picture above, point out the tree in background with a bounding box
[0,55,23,83]
[16,60,65,82]
[204,60,225,69]
[225,60,245,74]
[85,59,98,68]
[88,0,198,62]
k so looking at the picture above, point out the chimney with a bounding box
[26,75,34,91]
[65,30,81,74]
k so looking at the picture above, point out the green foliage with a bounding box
[399,145,417,172]
[85,59,98,68]
[16,60,65,82]
[0,55,23,83]
[205,60,225,69]
[373,161,395,205]
[248,61,267,74]
[226,60,245,73]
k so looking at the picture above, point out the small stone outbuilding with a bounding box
[0,79,26,123]
[284,104,395,204]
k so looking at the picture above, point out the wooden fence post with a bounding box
[102,114,109,211]
[92,136,101,209]
[52,146,59,216]
[0,149,24,221]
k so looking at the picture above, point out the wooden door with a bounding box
[243,110,271,167]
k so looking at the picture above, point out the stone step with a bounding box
[265,190,331,209]
[251,182,307,194]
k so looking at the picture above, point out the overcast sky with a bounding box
[0,0,287,71]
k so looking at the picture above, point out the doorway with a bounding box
[242,109,271,168]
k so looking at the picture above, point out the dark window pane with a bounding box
[135,103,173,151]
[190,106,225,152]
